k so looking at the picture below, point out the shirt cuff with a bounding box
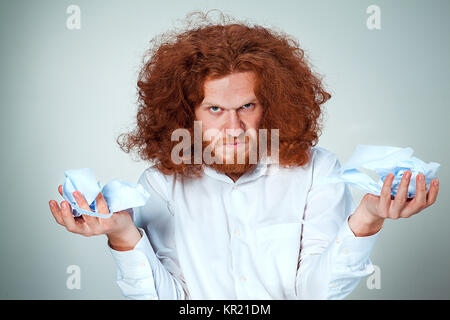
[108,227,158,281]
[330,216,380,274]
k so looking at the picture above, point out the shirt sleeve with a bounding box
[108,168,188,300]
[295,148,380,299]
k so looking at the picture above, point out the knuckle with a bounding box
[378,210,388,219]
[389,210,400,219]
[89,228,102,236]
[61,207,72,217]
[65,226,76,233]
[401,210,414,218]
[417,201,427,211]
[389,212,399,220]
[362,193,371,201]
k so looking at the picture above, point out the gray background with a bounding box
[0,0,448,299]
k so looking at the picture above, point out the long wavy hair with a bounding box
[117,10,331,179]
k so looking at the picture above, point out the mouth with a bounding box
[223,141,245,147]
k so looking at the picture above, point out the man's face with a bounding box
[194,71,263,174]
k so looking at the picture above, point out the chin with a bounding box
[206,161,257,175]
[207,148,257,175]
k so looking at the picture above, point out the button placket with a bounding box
[229,182,249,291]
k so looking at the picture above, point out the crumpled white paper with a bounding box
[316,145,440,198]
[61,168,150,218]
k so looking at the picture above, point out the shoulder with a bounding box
[137,163,175,202]
[309,145,342,179]
[268,145,341,181]
[310,145,340,165]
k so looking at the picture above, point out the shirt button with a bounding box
[342,248,350,255]
[240,275,247,282]
[335,238,341,244]
[234,229,240,236]
[232,185,238,190]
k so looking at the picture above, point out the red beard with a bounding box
[202,135,259,175]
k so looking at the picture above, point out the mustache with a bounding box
[214,134,254,145]
[216,138,249,147]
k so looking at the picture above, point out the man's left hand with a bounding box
[348,171,440,237]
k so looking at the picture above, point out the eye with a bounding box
[209,106,222,113]
[239,103,255,111]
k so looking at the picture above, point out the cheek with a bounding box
[194,108,204,122]
[195,110,212,131]
[243,112,263,130]
[246,105,263,125]
[196,113,225,138]
[202,121,224,143]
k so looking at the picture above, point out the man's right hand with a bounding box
[48,185,142,251]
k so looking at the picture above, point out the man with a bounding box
[48,12,439,299]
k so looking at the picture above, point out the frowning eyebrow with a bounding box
[200,98,258,108]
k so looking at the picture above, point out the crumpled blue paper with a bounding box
[62,168,150,218]
[316,145,440,198]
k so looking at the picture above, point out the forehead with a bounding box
[202,71,257,105]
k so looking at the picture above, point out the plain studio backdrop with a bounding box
[0,0,448,299]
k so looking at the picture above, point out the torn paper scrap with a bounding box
[316,145,440,198]
[61,168,150,218]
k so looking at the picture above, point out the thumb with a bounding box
[362,193,379,213]
[95,192,110,215]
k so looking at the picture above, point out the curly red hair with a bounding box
[117,10,331,179]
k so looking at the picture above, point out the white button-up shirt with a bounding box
[109,146,380,299]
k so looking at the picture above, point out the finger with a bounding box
[72,191,98,225]
[425,179,440,207]
[49,200,65,226]
[58,185,63,196]
[95,192,110,215]
[392,171,411,217]
[72,191,92,211]
[401,173,427,218]
[378,173,394,218]
[60,200,86,234]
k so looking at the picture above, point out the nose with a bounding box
[224,110,245,137]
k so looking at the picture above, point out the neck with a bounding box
[226,173,243,183]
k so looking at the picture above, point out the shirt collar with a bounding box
[202,156,279,185]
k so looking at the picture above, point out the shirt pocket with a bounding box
[254,222,302,297]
